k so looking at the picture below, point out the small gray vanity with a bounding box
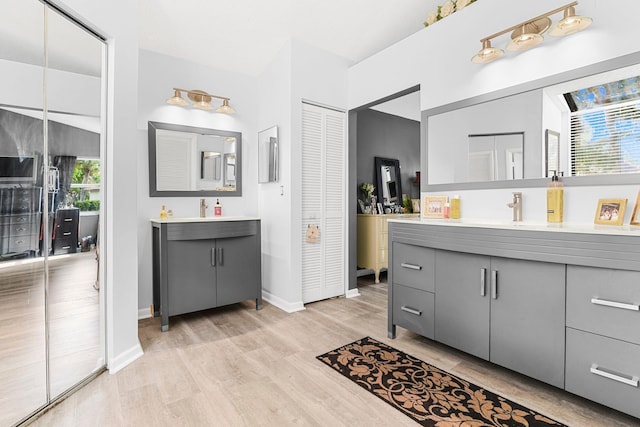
[388,219,640,419]
[151,217,262,331]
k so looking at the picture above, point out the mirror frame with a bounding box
[375,156,402,208]
[423,51,640,192]
[148,121,242,197]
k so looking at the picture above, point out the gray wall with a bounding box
[0,108,100,158]
[356,109,420,205]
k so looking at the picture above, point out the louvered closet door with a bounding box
[301,103,346,303]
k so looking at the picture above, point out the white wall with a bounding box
[136,49,259,314]
[256,39,349,311]
[56,0,142,372]
[348,0,640,225]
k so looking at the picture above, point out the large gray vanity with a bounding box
[151,217,262,331]
[388,219,640,419]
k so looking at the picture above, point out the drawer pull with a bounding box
[400,263,422,271]
[590,364,639,387]
[401,306,422,316]
[62,245,71,249]
[590,298,639,311]
[64,218,73,222]
[63,232,71,236]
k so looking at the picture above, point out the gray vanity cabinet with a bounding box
[565,265,640,418]
[435,251,490,359]
[152,219,262,331]
[435,251,565,388]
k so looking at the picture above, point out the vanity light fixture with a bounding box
[166,88,236,114]
[472,1,592,64]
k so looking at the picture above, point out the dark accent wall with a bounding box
[356,109,420,205]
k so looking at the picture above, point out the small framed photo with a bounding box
[377,202,384,215]
[594,198,627,225]
[411,198,421,213]
[630,192,640,226]
[423,196,448,218]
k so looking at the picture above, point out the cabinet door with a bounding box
[489,257,565,388]
[167,239,217,316]
[435,250,490,359]
[216,235,259,306]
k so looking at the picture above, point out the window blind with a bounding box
[570,100,640,176]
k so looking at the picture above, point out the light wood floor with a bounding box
[30,273,640,426]
[0,251,101,427]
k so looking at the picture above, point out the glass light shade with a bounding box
[216,99,236,114]
[471,40,504,64]
[193,96,213,110]
[507,24,544,51]
[549,7,592,36]
[166,90,188,106]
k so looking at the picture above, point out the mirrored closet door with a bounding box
[0,1,106,425]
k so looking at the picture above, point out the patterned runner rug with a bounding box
[317,337,566,427]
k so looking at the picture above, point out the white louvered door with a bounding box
[301,102,346,303]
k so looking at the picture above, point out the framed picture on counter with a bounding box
[631,192,640,226]
[594,198,627,226]
[423,196,447,218]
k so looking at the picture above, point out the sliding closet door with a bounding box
[0,1,106,424]
[0,1,48,425]
[45,5,105,399]
[301,102,346,303]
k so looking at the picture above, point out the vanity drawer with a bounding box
[392,242,435,292]
[392,284,434,339]
[566,328,640,419]
[566,265,640,345]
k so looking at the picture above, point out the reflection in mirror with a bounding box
[148,121,241,197]
[201,151,221,180]
[258,126,279,183]
[375,157,402,207]
[468,133,523,182]
[426,55,640,189]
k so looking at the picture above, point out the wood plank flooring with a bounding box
[30,273,640,426]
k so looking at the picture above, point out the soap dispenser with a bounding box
[547,171,563,223]
[159,204,168,219]
[214,199,222,217]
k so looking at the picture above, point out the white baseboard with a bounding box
[262,290,305,313]
[345,288,361,298]
[108,342,143,374]
[138,307,153,320]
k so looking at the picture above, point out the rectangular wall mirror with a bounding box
[375,156,402,207]
[148,121,242,197]
[258,125,278,183]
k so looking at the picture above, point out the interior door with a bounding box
[301,102,346,303]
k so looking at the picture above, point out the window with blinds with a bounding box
[567,75,640,176]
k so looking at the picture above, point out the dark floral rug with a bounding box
[317,337,566,427]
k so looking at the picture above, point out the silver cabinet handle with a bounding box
[591,298,639,311]
[218,247,223,265]
[480,268,486,297]
[401,306,422,316]
[491,270,498,299]
[401,263,422,270]
[63,232,71,236]
[211,248,216,266]
[64,218,73,222]
[590,364,639,387]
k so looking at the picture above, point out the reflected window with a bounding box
[567,76,640,176]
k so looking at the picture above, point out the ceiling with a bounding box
[138,0,439,77]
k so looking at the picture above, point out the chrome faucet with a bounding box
[200,198,208,218]
[507,192,523,222]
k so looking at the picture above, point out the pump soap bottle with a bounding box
[547,172,563,223]
[159,204,168,219]
[214,199,222,217]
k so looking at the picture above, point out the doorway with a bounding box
[348,86,421,291]
[0,1,106,425]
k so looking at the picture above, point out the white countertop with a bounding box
[388,216,640,236]
[151,216,260,224]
